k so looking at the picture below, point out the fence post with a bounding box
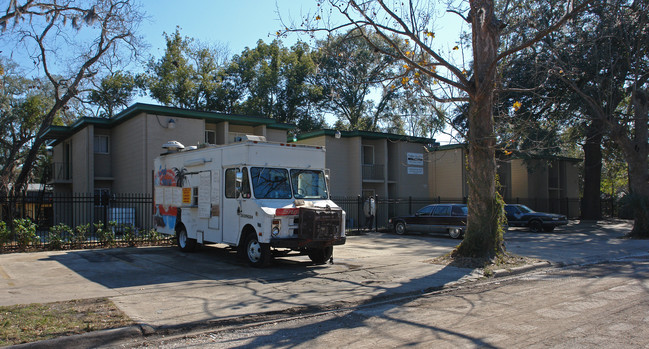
[357,195,362,233]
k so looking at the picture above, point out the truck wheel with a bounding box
[244,232,271,267]
[177,227,197,252]
[529,220,543,233]
[308,246,333,265]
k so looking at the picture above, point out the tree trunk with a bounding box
[624,89,649,237]
[581,120,603,220]
[454,0,506,259]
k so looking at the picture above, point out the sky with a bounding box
[1,1,465,143]
[138,1,465,143]
[141,0,319,60]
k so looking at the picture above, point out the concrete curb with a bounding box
[10,325,145,349]
[491,261,552,278]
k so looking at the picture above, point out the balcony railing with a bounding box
[50,162,71,181]
[362,163,384,181]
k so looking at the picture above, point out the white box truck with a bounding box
[153,136,346,267]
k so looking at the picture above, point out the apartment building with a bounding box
[43,103,293,196]
[428,144,581,216]
[293,129,438,199]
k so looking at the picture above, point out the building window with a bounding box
[94,188,111,206]
[362,145,374,165]
[94,135,110,154]
[205,130,216,144]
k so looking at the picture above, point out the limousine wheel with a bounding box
[529,220,543,233]
[448,228,463,239]
[394,221,407,235]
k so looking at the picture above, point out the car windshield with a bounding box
[452,205,468,216]
[517,205,535,213]
[290,169,328,199]
[250,167,292,199]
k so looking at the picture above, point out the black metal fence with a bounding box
[0,193,165,251]
[332,196,583,232]
[0,192,611,250]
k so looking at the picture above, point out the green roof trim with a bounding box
[294,129,438,144]
[110,103,295,129]
[428,143,581,162]
[43,103,295,143]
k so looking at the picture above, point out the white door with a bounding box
[221,167,243,244]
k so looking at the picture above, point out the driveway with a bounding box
[1,220,647,330]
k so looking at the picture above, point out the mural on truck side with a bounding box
[153,166,189,229]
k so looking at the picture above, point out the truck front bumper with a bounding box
[270,236,346,249]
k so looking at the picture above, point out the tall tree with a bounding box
[311,29,405,131]
[226,39,324,131]
[553,0,649,236]
[145,28,232,111]
[0,0,144,196]
[0,59,54,191]
[505,0,648,234]
[87,70,138,118]
[286,0,593,259]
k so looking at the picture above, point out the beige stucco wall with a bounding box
[391,142,429,198]
[564,161,580,198]
[265,128,288,143]
[325,136,362,197]
[510,159,529,199]
[111,113,205,194]
[429,148,465,199]
[528,160,549,199]
[94,129,111,179]
[71,126,92,193]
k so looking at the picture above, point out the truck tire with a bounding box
[308,246,333,265]
[177,226,197,252]
[244,231,271,267]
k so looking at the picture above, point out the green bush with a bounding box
[94,222,115,247]
[72,224,90,248]
[14,219,38,251]
[47,232,65,250]
[48,223,72,250]
[121,224,137,246]
[0,221,10,249]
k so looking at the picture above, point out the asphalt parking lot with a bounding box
[1,220,648,332]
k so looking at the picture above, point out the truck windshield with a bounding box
[290,169,328,199]
[250,167,292,199]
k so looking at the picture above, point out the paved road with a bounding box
[132,257,649,348]
[1,220,649,346]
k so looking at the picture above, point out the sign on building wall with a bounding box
[407,166,424,175]
[407,152,424,166]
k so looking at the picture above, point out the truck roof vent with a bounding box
[234,135,267,142]
[162,140,185,153]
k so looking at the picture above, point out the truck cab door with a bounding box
[222,167,251,244]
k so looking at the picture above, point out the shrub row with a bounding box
[0,219,171,253]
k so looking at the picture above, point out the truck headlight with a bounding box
[272,219,281,237]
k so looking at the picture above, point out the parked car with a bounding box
[388,204,467,239]
[504,204,568,232]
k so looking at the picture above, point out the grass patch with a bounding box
[0,298,133,346]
